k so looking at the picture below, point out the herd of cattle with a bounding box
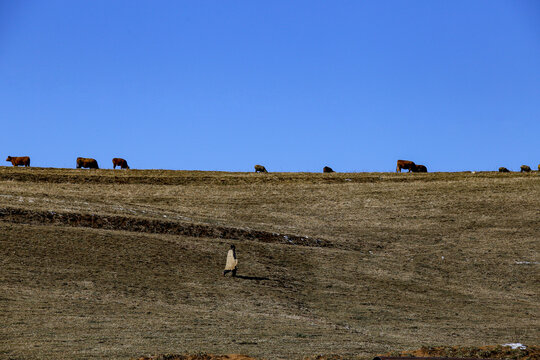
[73,157,130,169]
[5,156,129,169]
[498,165,536,173]
[396,160,428,173]
[4,156,540,173]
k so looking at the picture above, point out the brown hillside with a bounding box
[1,168,538,359]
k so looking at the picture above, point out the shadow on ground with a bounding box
[234,275,270,281]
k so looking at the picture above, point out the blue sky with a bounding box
[1,1,539,172]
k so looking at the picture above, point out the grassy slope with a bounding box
[1,167,539,359]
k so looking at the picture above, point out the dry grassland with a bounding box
[0,167,538,359]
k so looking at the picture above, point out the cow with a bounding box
[76,157,99,169]
[499,167,510,173]
[254,165,267,173]
[323,166,334,173]
[520,165,531,173]
[412,164,427,172]
[396,160,416,173]
[6,156,30,167]
[538,164,540,172]
[112,158,129,169]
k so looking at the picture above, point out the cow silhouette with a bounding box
[6,156,30,167]
[112,158,130,169]
[254,165,267,173]
[323,166,334,173]
[396,160,416,173]
[412,164,427,173]
[76,157,99,169]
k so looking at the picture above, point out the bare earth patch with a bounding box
[380,345,540,360]
[135,354,256,360]
[135,345,540,360]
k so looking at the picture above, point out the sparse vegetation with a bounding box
[1,167,538,359]
[381,345,540,360]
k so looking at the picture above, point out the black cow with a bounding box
[323,166,334,173]
[412,164,427,172]
[254,165,268,173]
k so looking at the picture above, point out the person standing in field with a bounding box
[223,244,238,277]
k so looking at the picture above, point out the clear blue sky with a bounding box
[1,1,539,172]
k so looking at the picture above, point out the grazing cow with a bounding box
[76,157,99,169]
[396,160,416,173]
[112,158,129,169]
[323,166,334,173]
[6,156,30,167]
[520,165,531,173]
[412,164,427,172]
[499,167,510,173]
[254,165,267,173]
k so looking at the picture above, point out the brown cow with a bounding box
[396,160,416,173]
[112,158,129,169]
[520,165,531,173]
[76,157,99,169]
[254,164,267,173]
[323,166,334,173]
[6,156,30,167]
[499,167,510,173]
[412,164,427,172]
